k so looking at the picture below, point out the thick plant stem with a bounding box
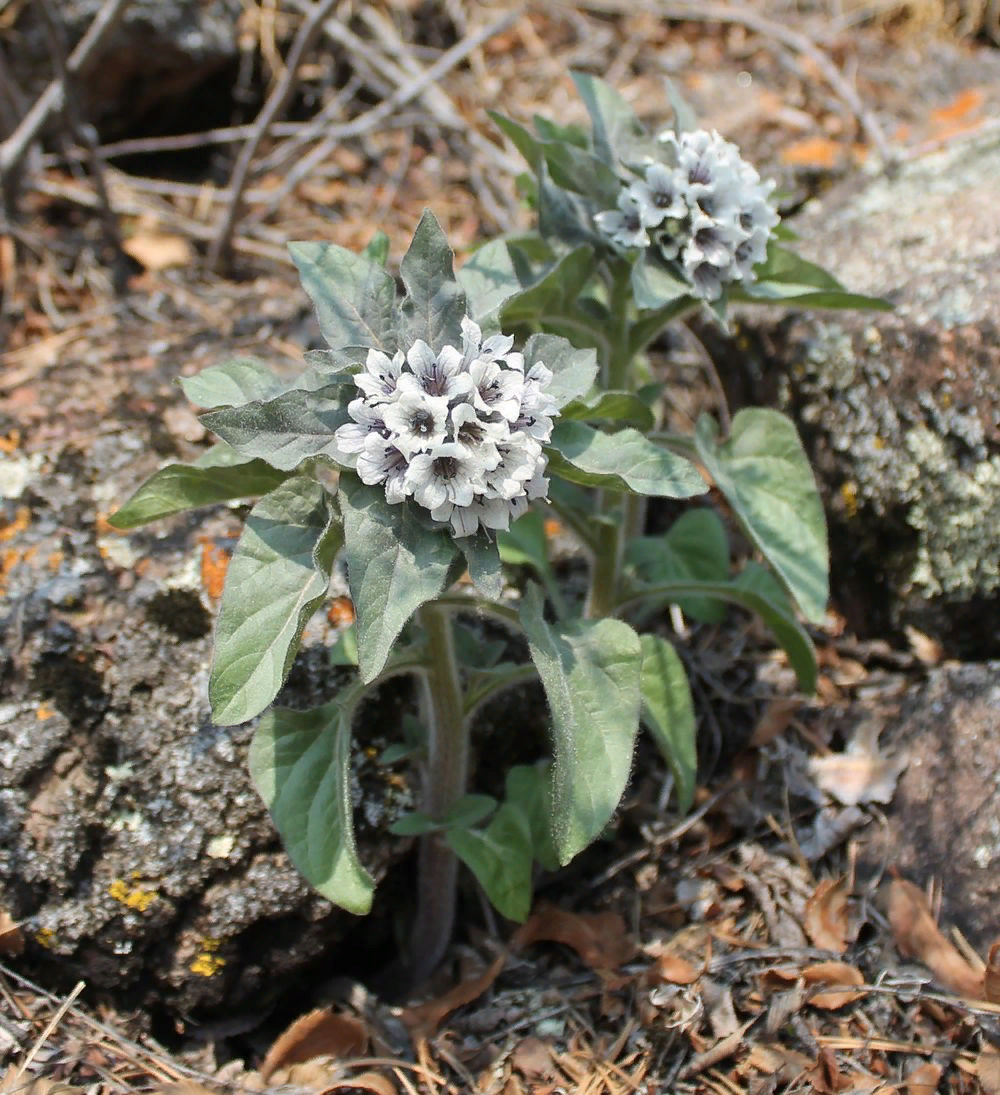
[606,265,633,391]
[585,506,623,619]
[407,601,468,986]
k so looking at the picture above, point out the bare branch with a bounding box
[0,0,132,183]
[207,0,340,274]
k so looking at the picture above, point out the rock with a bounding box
[0,404,414,1018]
[4,1,243,139]
[700,126,1000,655]
[861,661,1000,954]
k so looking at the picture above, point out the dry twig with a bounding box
[207,0,341,272]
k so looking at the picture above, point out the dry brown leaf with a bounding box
[399,952,506,1038]
[804,878,850,954]
[802,962,866,1009]
[653,954,701,985]
[511,1036,554,1082]
[749,696,802,747]
[1,1070,79,1095]
[808,719,907,806]
[807,1046,852,1094]
[986,941,1000,1003]
[905,1061,942,1095]
[260,1009,368,1081]
[888,878,983,998]
[0,908,24,956]
[904,626,943,666]
[326,1072,396,1095]
[122,232,194,271]
[517,904,635,970]
[977,1048,1000,1095]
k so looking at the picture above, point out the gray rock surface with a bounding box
[4,1,243,136]
[862,661,1000,953]
[702,125,1000,653]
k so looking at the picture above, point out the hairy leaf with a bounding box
[626,508,730,623]
[109,458,288,529]
[462,531,505,600]
[180,357,286,409]
[289,240,398,351]
[249,698,374,913]
[639,635,697,814]
[547,421,706,498]
[570,71,646,165]
[505,763,560,871]
[200,382,353,471]
[502,246,597,325]
[339,477,457,682]
[210,477,341,725]
[695,409,828,623]
[398,209,467,352]
[521,583,642,864]
[455,239,523,322]
[561,390,655,432]
[447,803,534,922]
[521,333,598,410]
[631,255,692,312]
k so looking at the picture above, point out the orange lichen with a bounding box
[327,595,355,627]
[0,429,20,453]
[0,505,30,543]
[36,704,55,721]
[198,540,231,601]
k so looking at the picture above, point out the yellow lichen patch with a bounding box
[36,704,55,721]
[873,436,886,450]
[0,429,20,453]
[0,505,30,543]
[109,878,158,913]
[840,481,859,519]
[364,745,379,760]
[190,937,226,977]
[385,773,408,791]
[35,927,55,948]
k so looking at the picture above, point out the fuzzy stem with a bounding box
[585,507,623,619]
[606,264,633,391]
[407,600,468,986]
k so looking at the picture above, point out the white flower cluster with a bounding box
[335,318,557,538]
[594,129,779,301]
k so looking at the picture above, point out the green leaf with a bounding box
[664,76,698,134]
[626,508,730,623]
[249,697,374,913]
[462,531,505,600]
[200,382,353,472]
[497,508,550,574]
[621,578,817,693]
[733,243,892,311]
[734,558,794,612]
[502,246,597,325]
[488,110,542,168]
[547,421,706,498]
[521,333,598,410]
[455,239,522,322]
[639,635,697,814]
[180,357,286,409]
[627,295,698,358]
[398,209,467,352]
[445,794,498,829]
[340,477,457,682]
[694,409,828,624]
[447,802,534,922]
[209,478,340,725]
[542,142,621,206]
[362,230,390,267]
[289,240,398,352]
[631,255,692,312]
[570,71,646,165]
[533,115,588,148]
[389,811,441,836]
[505,763,560,872]
[108,458,289,529]
[537,163,597,248]
[328,623,358,667]
[561,390,655,432]
[521,583,642,864]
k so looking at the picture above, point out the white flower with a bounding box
[629,162,687,227]
[684,212,747,269]
[460,316,520,369]
[485,434,541,500]
[382,388,450,456]
[356,434,410,504]
[354,347,404,404]
[469,358,524,422]
[335,398,389,458]
[594,190,649,250]
[405,442,487,512]
[450,401,506,467]
[397,339,473,401]
[514,363,558,442]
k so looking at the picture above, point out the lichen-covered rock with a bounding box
[5,1,243,137]
[701,130,1000,653]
